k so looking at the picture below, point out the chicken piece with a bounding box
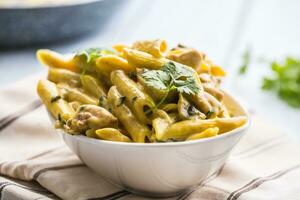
[167,46,204,69]
[65,105,118,134]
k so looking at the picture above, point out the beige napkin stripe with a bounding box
[0,99,42,132]
[232,135,283,157]
[87,190,131,200]
[0,180,52,200]
[226,164,300,200]
[231,138,288,160]
[25,146,66,161]
[33,164,85,180]
[176,166,225,200]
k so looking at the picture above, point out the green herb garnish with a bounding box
[98,96,107,107]
[141,61,201,113]
[57,113,66,125]
[238,48,251,75]
[75,48,116,63]
[132,96,138,103]
[206,109,215,119]
[50,96,61,103]
[262,57,300,108]
[117,96,126,107]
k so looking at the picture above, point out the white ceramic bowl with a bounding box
[50,92,250,197]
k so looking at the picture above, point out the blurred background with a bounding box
[0,0,299,138]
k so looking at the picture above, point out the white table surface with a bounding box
[0,0,299,139]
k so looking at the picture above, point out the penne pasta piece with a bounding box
[161,103,178,113]
[203,85,224,101]
[57,84,98,105]
[107,86,151,143]
[203,92,223,118]
[37,49,79,72]
[37,80,74,121]
[85,129,98,138]
[113,43,130,53]
[80,75,107,98]
[96,54,135,73]
[184,92,213,116]
[159,116,247,141]
[111,70,155,124]
[152,109,173,123]
[218,105,231,118]
[132,39,167,58]
[95,128,132,142]
[186,127,219,141]
[210,65,226,76]
[123,48,166,69]
[48,68,81,87]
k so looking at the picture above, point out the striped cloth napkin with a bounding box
[1,74,300,200]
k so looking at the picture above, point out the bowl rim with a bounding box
[0,0,103,10]
[52,90,251,148]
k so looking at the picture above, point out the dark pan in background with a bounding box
[0,0,123,48]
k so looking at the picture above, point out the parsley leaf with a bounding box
[75,48,116,63]
[238,48,251,75]
[262,57,300,108]
[140,61,201,113]
[141,62,200,95]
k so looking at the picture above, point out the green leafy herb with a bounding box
[141,61,200,94]
[262,57,300,108]
[141,61,201,113]
[129,71,137,81]
[132,96,138,103]
[98,96,107,107]
[238,48,251,75]
[206,109,215,119]
[57,113,66,125]
[50,96,61,103]
[75,48,116,63]
[117,96,126,107]
[187,105,200,116]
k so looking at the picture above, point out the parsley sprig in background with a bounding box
[238,50,300,108]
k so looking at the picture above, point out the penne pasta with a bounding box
[96,54,135,73]
[57,84,98,105]
[37,39,248,143]
[37,49,79,72]
[80,74,107,98]
[48,68,81,87]
[132,39,167,58]
[111,70,155,124]
[123,48,166,69]
[107,86,151,143]
[37,80,74,121]
[158,116,247,141]
[186,127,219,141]
[95,128,132,142]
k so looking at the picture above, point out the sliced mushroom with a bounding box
[167,46,205,69]
[178,94,206,120]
